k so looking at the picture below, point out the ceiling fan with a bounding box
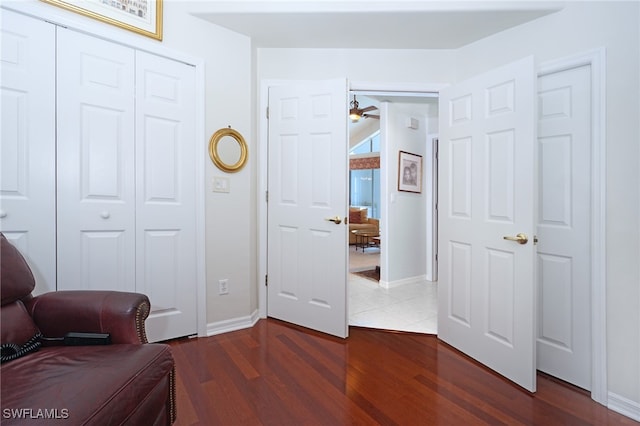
[349,95,379,122]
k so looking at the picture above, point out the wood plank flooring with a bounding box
[168,319,636,425]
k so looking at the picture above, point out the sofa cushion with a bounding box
[349,207,368,224]
[349,210,362,224]
[0,344,173,425]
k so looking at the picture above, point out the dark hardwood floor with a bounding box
[168,319,636,425]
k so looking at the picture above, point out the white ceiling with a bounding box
[192,1,564,49]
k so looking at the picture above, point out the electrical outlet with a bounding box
[219,279,229,295]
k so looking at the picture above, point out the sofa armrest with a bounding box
[25,291,150,344]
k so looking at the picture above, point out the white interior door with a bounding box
[135,51,198,342]
[438,57,537,391]
[0,11,56,295]
[267,79,349,338]
[56,28,136,293]
[536,64,592,390]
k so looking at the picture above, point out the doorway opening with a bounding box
[347,90,439,334]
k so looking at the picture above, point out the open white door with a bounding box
[438,57,537,391]
[267,79,349,338]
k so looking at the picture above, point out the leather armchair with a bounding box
[0,233,176,425]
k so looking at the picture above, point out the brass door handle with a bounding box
[325,216,342,225]
[503,233,528,245]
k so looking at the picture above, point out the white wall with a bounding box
[453,0,640,411]
[162,2,256,328]
[258,48,456,84]
[380,101,431,285]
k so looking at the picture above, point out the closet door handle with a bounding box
[100,211,111,219]
[0,210,6,218]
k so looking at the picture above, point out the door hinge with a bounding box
[265,274,268,286]
[266,107,269,119]
[265,191,269,203]
[435,253,438,261]
[534,235,539,245]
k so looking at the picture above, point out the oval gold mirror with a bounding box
[208,127,248,173]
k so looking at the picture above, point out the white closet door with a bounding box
[56,28,136,292]
[135,51,198,342]
[0,11,56,294]
[536,65,592,390]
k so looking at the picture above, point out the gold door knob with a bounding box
[503,233,528,245]
[325,216,342,225]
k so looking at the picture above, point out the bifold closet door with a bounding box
[55,27,198,340]
[0,10,56,295]
[56,28,136,292]
[135,51,198,342]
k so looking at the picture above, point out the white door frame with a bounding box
[538,49,607,405]
[258,56,607,402]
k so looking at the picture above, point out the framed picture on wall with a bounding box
[398,151,423,193]
[41,0,163,40]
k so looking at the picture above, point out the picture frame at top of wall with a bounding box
[41,0,163,41]
[398,150,423,193]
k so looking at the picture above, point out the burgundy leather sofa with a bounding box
[0,233,176,425]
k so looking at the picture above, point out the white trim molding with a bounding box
[380,275,428,290]
[538,48,608,406]
[608,392,640,422]
[207,310,260,337]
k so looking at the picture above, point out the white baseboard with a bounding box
[380,274,427,289]
[206,310,260,336]
[608,392,640,422]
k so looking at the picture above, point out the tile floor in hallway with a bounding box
[348,245,438,334]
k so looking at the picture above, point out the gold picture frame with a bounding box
[41,0,163,40]
[209,127,249,173]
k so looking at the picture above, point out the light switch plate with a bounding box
[213,176,230,193]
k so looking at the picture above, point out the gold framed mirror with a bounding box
[208,127,248,173]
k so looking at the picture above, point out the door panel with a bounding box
[0,11,56,294]
[536,65,591,390]
[438,57,536,391]
[80,231,130,292]
[135,51,198,342]
[268,79,349,338]
[56,28,136,292]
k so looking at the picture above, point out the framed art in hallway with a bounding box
[41,0,163,40]
[398,151,422,193]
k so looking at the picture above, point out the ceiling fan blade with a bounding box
[363,114,380,120]
[360,105,378,113]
